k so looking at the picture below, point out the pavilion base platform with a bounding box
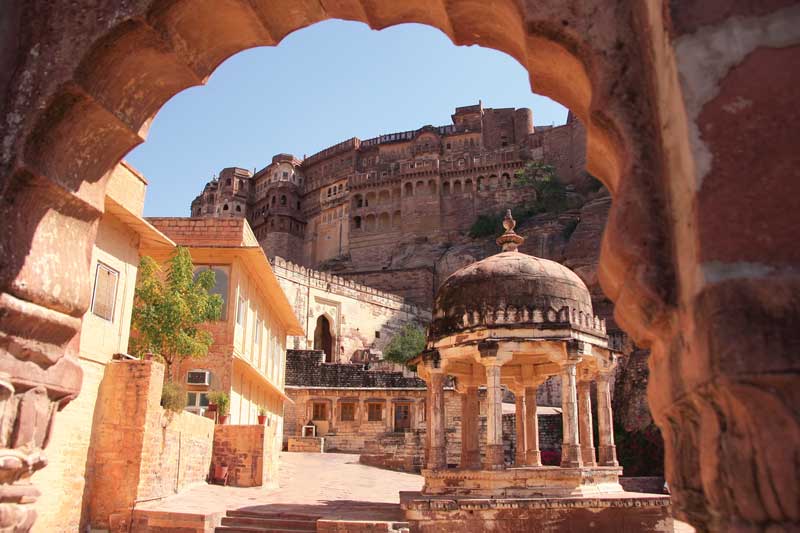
[401,490,673,533]
[422,466,625,498]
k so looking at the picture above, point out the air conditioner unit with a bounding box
[186,369,211,386]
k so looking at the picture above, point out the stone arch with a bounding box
[428,179,437,195]
[453,180,462,194]
[392,188,401,202]
[443,181,450,195]
[464,178,473,192]
[477,176,485,191]
[353,215,362,230]
[0,3,762,530]
[415,180,425,195]
[365,191,377,206]
[378,212,390,230]
[404,182,414,197]
[353,194,364,209]
[378,189,391,205]
[502,172,511,187]
[364,214,376,232]
[392,210,402,229]
[313,314,335,363]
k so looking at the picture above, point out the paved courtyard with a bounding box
[138,451,423,522]
[140,452,695,531]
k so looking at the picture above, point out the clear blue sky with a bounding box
[126,20,567,217]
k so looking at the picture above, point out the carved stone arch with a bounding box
[4,2,784,531]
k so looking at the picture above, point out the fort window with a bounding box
[226,178,232,186]
[453,180,462,194]
[503,173,512,187]
[297,201,301,210]
[404,182,413,197]
[314,315,334,362]
[90,263,118,322]
[428,180,437,195]
[312,402,327,421]
[392,211,401,228]
[223,204,229,211]
[236,294,245,326]
[375,330,380,338]
[465,179,473,192]
[282,171,288,178]
[354,195,363,208]
[280,195,287,205]
[340,402,356,422]
[235,205,241,212]
[354,216,362,229]
[271,196,276,205]
[378,212,390,230]
[367,403,384,422]
[443,182,450,195]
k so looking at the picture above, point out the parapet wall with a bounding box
[271,256,429,317]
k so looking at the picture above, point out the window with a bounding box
[194,266,229,320]
[226,178,232,186]
[367,403,383,421]
[186,392,209,414]
[375,330,380,338]
[312,402,327,421]
[91,263,119,321]
[282,171,288,178]
[340,402,356,421]
[237,294,245,325]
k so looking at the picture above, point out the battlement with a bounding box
[270,256,429,317]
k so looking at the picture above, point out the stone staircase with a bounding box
[215,509,319,533]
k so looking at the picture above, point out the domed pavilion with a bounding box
[414,210,622,497]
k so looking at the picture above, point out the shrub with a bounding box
[208,391,230,416]
[161,382,186,412]
[383,324,427,365]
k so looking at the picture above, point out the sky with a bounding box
[126,20,568,217]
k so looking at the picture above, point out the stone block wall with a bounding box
[147,217,253,248]
[212,425,272,487]
[87,360,214,530]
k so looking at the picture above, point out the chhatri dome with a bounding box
[429,210,598,341]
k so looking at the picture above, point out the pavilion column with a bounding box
[596,375,619,466]
[577,381,597,466]
[524,386,542,466]
[426,371,447,470]
[329,398,337,433]
[514,389,527,466]
[483,361,505,470]
[460,386,481,469]
[560,362,583,468]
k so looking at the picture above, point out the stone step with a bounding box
[227,510,321,521]
[221,516,316,531]
[215,527,313,533]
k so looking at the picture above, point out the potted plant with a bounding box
[258,407,267,425]
[208,391,230,424]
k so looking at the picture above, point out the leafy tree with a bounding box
[131,247,222,380]
[383,324,427,365]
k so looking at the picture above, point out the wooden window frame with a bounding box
[90,262,119,322]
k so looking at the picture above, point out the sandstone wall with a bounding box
[212,425,274,487]
[271,258,430,362]
[87,360,214,530]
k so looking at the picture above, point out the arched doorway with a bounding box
[314,315,334,363]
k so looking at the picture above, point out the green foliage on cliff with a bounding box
[468,162,570,239]
[131,247,223,380]
[383,324,427,365]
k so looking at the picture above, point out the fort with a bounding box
[191,102,587,307]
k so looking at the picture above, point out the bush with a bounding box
[208,391,230,416]
[161,382,186,412]
[383,324,427,365]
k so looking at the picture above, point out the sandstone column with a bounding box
[560,362,583,468]
[577,381,597,466]
[483,361,505,469]
[426,371,446,470]
[460,386,480,469]
[330,398,337,433]
[596,375,618,466]
[514,389,527,466]
[524,386,542,466]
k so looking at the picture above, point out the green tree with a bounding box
[131,247,222,380]
[383,324,427,365]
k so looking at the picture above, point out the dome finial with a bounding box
[496,209,525,252]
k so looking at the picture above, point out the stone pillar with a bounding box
[560,362,583,468]
[578,381,597,466]
[596,375,618,466]
[483,362,504,469]
[385,401,393,432]
[426,372,446,470]
[460,386,480,469]
[329,398,337,432]
[524,386,542,466]
[514,390,527,466]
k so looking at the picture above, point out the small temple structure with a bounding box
[402,211,672,531]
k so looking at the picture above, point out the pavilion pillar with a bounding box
[329,398,337,433]
[426,371,447,470]
[524,386,542,466]
[596,375,619,466]
[577,381,597,466]
[483,361,505,469]
[514,390,527,466]
[460,386,481,469]
[560,362,583,468]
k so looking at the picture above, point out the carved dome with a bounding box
[428,211,595,341]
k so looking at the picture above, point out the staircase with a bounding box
[215,509,319,532]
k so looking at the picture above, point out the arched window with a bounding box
[379,190,390,205]
[271,196,276,206]
[428,180,437,195]
[378,212,390,230]
[453,180,462,194]
[392,211,401,229]
[354,216,362,229]
[280,195,287,205]
[354,194,363,208]
[223,204,229,211]
[314,315,334,363]
[465,178,473,192]
[365,214,376,232]
[503,173,512,188]
[477,176,484,191]
[443,182,450,195]
[404,182,413,197]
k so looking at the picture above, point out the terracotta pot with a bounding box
[218,414,229,425]
[258,415,267,425]
[214,464,228,480]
